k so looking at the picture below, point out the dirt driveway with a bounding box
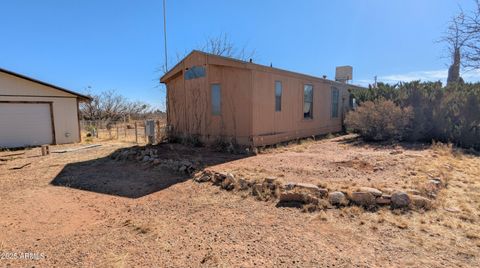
[0,136,479,267]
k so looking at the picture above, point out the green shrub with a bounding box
[348,82,480,149]
[345,99,413,141]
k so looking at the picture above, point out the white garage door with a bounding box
[0,102,53,148]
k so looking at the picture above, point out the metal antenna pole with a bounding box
[163,0,168,71]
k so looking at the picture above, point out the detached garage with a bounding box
[0,68,91,148]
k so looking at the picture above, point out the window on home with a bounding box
[211,84,221,115]
[303,84,313,119]
[331,87,339,118]
[275,81,282,112]
[184,66,206,80]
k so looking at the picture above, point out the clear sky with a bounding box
[1,0,479,111]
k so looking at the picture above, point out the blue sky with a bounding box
[1,0,479,111]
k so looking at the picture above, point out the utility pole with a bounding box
[163,0,168,71]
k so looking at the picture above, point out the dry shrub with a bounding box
[345,99,413,141]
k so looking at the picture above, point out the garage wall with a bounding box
[0,72,81,145]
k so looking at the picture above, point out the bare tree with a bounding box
[464,0,480,69]
[160,33,257,74]
[80,89,152,122]
[440,11,470,84]
[201,33,256,61]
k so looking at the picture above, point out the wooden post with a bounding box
[144,121,148,143]
[135,122,138,143]
[41,145,50,156]
[156,120,160,143]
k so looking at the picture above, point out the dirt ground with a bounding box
[0,135,479,267]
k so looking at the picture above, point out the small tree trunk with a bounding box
[447,48,462,85]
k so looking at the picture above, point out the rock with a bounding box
[279,192,319,205]
[221,176,235,191]
[391,191,410,209]
[410,195,432,210]
[194,174,211,183]
[357,187,382,197]
[251,183,264,197]
[152,159,161,165]
[317,188,329,197]
[283,182,327,197]
[328,191,348,206]
[264,177,277,183]
[349,192,376,206]
[444,207,461,213]
[211,173,226,185]
[279,192,304,203]
[284,182,296,190]
[429,178,443,188]
[179,165,187,173]
[376,194,391,206]
[235,177,250,191]
[142,156,150,162]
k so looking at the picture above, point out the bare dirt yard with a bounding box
[0,135,479,267]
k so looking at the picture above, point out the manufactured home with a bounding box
[160,50,363,146]
[0,68,91,148]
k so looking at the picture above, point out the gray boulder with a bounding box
[328,191,348,206]
[349,192,376,206]
[391,191,410,209]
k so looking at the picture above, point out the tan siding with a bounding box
[0,72,76,97]
[251,70,349,146]
[0,71,83,145]
[164,51,353,146]
[0,96,80,144]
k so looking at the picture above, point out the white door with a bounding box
[0,102,54,148]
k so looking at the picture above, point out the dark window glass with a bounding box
[275,81,282,112]
[211,84,221,115]
[303,84,313,119]
[331,88,339,118]
[184,66,206,80]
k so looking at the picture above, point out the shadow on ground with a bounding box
[51,143,249,198]
[336,135,431,151]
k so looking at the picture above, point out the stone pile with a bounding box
[110,147,197,175]
[193,170,442,212]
